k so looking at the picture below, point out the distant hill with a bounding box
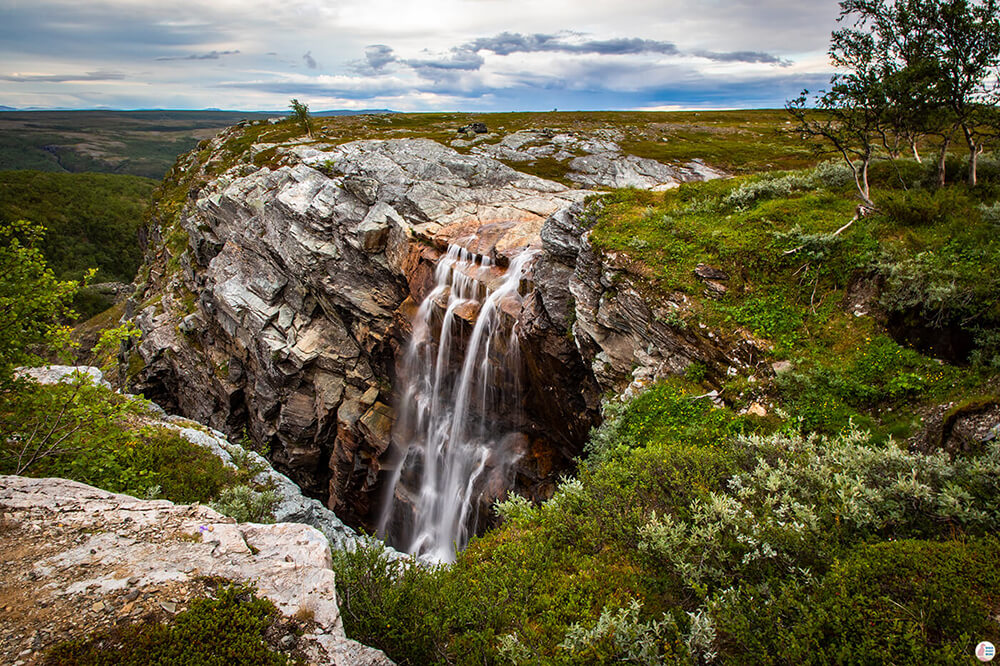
[0,110,281,179]
[0,109,393,179]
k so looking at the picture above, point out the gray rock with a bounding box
[130,137,585,510]
[0,475,394,666]
[567,153,683,190]
[16,365,110,389]
[158,414,408,560]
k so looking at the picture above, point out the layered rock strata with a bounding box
[130,136,593,529]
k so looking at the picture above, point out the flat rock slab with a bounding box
[0,475,393,666]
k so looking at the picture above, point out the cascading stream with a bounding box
[377,244,536,563]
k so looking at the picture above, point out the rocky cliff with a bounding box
[128,121,736,537]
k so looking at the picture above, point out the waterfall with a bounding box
[377,244,536,563]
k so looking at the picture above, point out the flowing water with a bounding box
[377,244,536,563]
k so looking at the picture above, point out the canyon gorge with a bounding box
[126,121,768,559]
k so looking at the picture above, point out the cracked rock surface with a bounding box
[0,475,393,666]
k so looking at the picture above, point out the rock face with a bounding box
[131,135,590,530]
[129,126,737,542]
[23,364,403,559]
[530,201,773,397]
[0,475,392,666]
[468,128,726,190]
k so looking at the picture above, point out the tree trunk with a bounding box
[963,125,979,187]
[855,157,873,208]
[937,136,950,187]
[911,139,922,164]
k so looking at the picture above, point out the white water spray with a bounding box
[377,244,536,563]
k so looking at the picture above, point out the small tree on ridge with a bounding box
[289,98,313,138]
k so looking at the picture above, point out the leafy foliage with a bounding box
[713,538,1000,664]
[0,376,239,503]
[0,170,155,281]
[0,219,78,382]
[210,484,281,523]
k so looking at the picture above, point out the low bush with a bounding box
[43,582,297,665]
[210,484,281,523]
[0,376,238,504]
[877,187,972,226]
[721,173,812,210]
[714,538,1000,664]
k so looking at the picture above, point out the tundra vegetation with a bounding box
[327,1,1000,663]
[3,0,1000,662]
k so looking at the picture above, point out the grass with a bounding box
[583,156,1000,439]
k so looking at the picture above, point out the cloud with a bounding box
[0,0,837,111]
[352,31,790,81]
[364,45,397,71]
[156,49,240,61]
[0,70,126,83]
[468,33,681,57]
[405,49,485,72]
[220,73,414,100]
[694,50,791,66]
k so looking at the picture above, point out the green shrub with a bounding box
[771,225,841,262]
[980,201,1000,226]
[877,187,972,227]
[210,484,281,523]
[721,172,812,210]
[331,542,453,665]
[810,160,854,189]
[556,599,693,665]
[868,158,928,189]
[713,538,1000,664]
[0,377,238,503]
[43,582,297,665]
[640,426,1000,597]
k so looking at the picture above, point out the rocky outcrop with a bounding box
[468,128,726,190]
[566,154,725,191]
[128,122,739,541]
[130,135,590,529]
[529,201,773,397]
[0,475,392,666]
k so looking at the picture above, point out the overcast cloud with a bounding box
[0,0,841,111]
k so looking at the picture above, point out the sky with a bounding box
[0,0,843,112]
